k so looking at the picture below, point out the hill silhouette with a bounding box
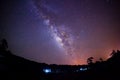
[0,39,120,80]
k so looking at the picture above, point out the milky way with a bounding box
[32,0,77,59]
[1,0,120,65]
[31,0,120,64]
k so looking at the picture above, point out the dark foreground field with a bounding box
[0,40,120,80]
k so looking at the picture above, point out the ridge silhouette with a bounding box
[0,39,120,80]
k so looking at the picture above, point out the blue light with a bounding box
[43,69,51,73]
[80,68,83,71]
[80,68,87,71]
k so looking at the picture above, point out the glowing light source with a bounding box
[43,69,51,73]
[80,68,87,71]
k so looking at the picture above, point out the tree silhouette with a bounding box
[99,58,103,62]
[1,39,8,50]
[110,50,116,57]
[87,57,94,65]
[0,39,12,57]
[117,50,120,53]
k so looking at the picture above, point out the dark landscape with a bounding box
[0,0,120,80]
[0,39,120,80]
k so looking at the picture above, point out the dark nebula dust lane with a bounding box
[0,0,120,65]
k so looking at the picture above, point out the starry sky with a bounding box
[0,0,120,65]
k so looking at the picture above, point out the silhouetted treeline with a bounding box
[0,39,120,80]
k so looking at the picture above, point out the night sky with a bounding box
[0,0,120,65]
